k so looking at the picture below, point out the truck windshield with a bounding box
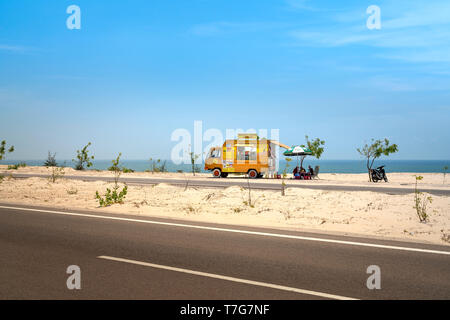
[209,149,220,158]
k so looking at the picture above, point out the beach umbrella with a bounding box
[283,146,312,169]
[283,146,312,157]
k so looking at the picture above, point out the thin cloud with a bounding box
[289,0,450,63]
[0,44,35,53]
[189,21,288,36]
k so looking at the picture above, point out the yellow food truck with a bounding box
[204,134,289,178]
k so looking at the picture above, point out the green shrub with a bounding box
[108,154,135,173]
[73,142,94,170]
[281,157,292,196]
[44,151,58,167]
[8,162,26,170]
[96,185,128,207]
[414,175,432,222]
[147,158,167,173]
[189,150,201,176]
[0,140,14,160]
[97,152,128,206]
[49,166,65,183]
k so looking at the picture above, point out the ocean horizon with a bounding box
[1,159,449,174]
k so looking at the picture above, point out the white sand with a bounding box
[1,165,449,191]
[0,166,449,246]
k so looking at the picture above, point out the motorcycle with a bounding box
[371,165,388,182]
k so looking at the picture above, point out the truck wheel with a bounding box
[212,168,221,178]
[248,169,258,179]
[221,172,228,178]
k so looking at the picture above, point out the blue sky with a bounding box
[1,0,449,160]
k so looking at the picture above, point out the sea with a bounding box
[1,159,449,174]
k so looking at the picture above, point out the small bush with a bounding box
[96,186,128,207]
[73,142,94,170]
[0,140,14,160]
[8,162,26,170]
[188,150,201,176]
[414,176,432,222]
[44,151,57,167]
[147,158,167,173]
[49,166,65,183]
[97,153,128,207]
[281,157,292,196]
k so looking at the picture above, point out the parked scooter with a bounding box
[371,165,388,182]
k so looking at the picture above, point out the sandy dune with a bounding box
[1,165,449,191]
[1,166,449,246]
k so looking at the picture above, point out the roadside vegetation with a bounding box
[73,142,94,170]
[96,152,128,207]
[146,158,167,173]
[443,166,448,184]
[8,162,26,170]
[48,166,65,183]
[0,140,14,161]
[242,175,257,207]
[357,138,398,182]
[413,175,432,223]
[189,149,201,176]
[107,152,134,174]
[44,151,58,167]
[301,135,325,168]
[281,157,292,196]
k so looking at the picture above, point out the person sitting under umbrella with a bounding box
[293,166,300,178]
[293,166,307,179]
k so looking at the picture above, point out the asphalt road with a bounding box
[1,204,449,300]
[8,173,450,196]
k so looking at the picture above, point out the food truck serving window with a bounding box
[237,146,257,161]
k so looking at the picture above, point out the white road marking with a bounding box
[1,204,450,256]
[98,255,358,300]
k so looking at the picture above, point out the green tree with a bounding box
[73,142,94,170]
[0,140,14,161]
[301,135,325,168]
[357,138,398,182]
